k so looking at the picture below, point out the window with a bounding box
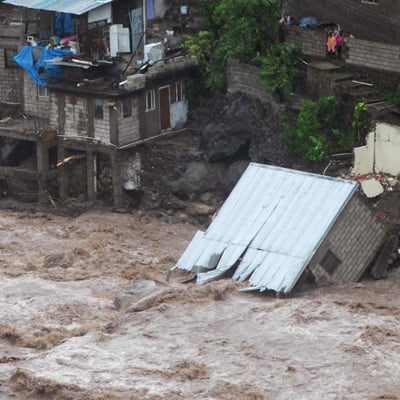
[37,85,49,97]
[4,48,18,68]
[320,250,341,275]
[95,99,104,119]
[171,81,185,103]
[122,98,132,118]
[145,90,155,111]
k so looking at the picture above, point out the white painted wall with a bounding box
[352,122,400,176]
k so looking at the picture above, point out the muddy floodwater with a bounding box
[0,209,400,400]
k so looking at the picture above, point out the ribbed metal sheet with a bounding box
[3,0,113,15]
[173,163,358,293]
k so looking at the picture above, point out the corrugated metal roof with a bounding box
[3,0,113,15]
[173,163,359,293]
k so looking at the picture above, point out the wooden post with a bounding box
[57,145,67,201]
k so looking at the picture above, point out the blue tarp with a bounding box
[14,46,72,86]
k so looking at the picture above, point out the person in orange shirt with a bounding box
[327,32,336,57]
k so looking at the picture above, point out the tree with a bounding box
[185,0,281,93]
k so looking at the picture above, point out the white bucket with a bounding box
[180,5,188,14]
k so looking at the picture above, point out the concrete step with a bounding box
[330,73,354,83]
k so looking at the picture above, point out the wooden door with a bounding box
[159,86,171,130]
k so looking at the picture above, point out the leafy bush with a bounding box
[317,96,340,129]
[184,0,281,94]
[258,43,303,99]
[352,102,369,141]
[282,99,327,161]
[385,84,400,108]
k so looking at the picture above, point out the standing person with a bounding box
[326,32,336,57]
[336,31,344,60]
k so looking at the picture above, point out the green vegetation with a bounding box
[258,43,303,100]
[282,96,358,162]
[352,101,369,141]
[184,0,281,93]
[385,85,400,108]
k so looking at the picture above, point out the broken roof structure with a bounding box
[173,163,387,293]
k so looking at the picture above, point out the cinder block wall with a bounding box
[118,97,140,146]
[23,76,51,120]
[283,26,327,59]
[346,38,400,73]
[0,25,23,103]
[308,195,386,284]
[283,25,400,74]
[226,59,275,104]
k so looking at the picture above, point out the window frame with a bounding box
[171,81,185,104]
[94,98,104,119]
[37,85,49,97]
[145,89,155,111]
[122,98,132,118]
[4,48,18,68]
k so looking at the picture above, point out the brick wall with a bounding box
[309,195,386,284]
[226,59,275,104]
[93,101,111,143]
[23,77,51,121]
[284,25,400,75]
[283,26,326,59]
[285,0,400,45]
[118,97,140,146]
[0,24,23,103]
[346,38,400,73]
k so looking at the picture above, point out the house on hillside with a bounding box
[172,163,387,293]
[285,0,400,44]
[0,0,198,206]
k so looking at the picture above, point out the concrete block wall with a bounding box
[118,97,140,146]
[93,102,111,143]
[285,0,400,45]
[309,195,386,284]
[23,76,51,120]
[226,59,275,104]
[283,26,327,59]
[0,24,23,103]
[284,25,400,74]
[346,38,400,73]
[64,96,89,137]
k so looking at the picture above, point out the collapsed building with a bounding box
[172,163,388,293]
[0,0,198,206]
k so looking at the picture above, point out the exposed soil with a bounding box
[1,207,400,400]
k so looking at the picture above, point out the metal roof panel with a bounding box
[3,0,113,15]
[173,163,358,293]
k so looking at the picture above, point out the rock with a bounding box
[161,193,187,210]
[221,160,250,193]
[114,279,159,310]
[201,122,252,162]
[170,161,226,195]
[186,202,217,216]
[140,189,162,210]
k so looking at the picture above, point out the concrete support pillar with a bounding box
[86,151,96,203]
[36,141,49,204]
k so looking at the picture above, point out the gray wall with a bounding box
[285,0,400,44]
[308,195,386,284]
[0,24,23,104]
